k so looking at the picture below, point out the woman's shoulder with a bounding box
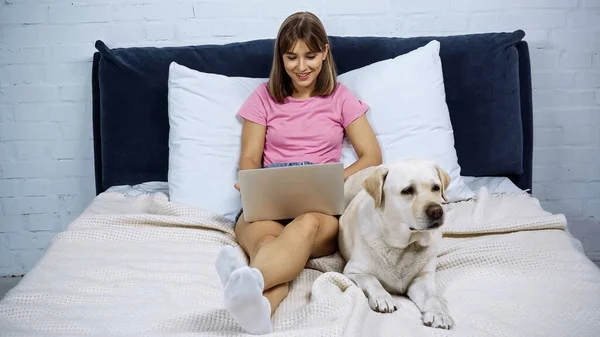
[330,82,354,99]
[248,82,277,103]
[328,82,361,105]
[237,82,272,123]
[249,81,269,96]
[242,82,272,106]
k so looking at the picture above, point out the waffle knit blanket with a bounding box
[1,187,599,336]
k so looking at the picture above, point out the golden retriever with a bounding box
[338,158,454,329]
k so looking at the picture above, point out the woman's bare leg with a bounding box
[216,212,338,334]
[245,235,289,315]
[215,217,281,335]
[232,212,338,313]
[249,212,339,290]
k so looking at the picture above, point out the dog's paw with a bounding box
[422,310,454,329]
[367,290,397,313]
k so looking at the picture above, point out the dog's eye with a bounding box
[401,187,414,195]
[432,185,440,192]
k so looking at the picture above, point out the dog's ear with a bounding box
[363,166,389,208]
[434,164,451,202]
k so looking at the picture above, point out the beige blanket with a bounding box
[1,188,599,336]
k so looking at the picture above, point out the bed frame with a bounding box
[91,30,532,195]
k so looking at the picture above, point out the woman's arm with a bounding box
[343,114,382,181]
[235,119,266,190]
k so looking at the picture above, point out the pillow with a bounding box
[167,61,266,221]
[339,40,475,202]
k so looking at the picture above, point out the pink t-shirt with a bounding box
[237,82,369,167]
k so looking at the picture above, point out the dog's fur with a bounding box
[338,158,454,329]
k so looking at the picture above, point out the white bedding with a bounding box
[1,186,599,336]
[462,176,526,195]
[104,176,524,198]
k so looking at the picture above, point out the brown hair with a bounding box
[268,12,337,103]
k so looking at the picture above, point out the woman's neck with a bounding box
[291,85,314,99]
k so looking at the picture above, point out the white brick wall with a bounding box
[0,0,599,276]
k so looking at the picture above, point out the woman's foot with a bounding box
[215,245,245,286]
[224,266,273,335]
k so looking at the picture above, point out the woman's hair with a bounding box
[268,12,337,103]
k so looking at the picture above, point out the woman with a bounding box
[215,11,382,334]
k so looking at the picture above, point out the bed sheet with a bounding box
[106,181,169,196]
[0,187,599,336]
[462,176,525,194]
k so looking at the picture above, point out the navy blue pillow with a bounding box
[94,30,525,191]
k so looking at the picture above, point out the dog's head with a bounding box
[362,159,451,234]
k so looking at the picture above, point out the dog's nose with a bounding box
[426,204,443,220]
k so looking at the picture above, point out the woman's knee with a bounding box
[256,234,277,247]
[294,212,322,238]
[234,215,284,257]
[251,235,277,258]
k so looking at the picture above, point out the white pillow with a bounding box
[167,61,266,221]
[339,40,475,202]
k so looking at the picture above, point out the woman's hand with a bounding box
[234,182,240,191]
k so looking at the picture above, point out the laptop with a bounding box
[238,162,345,222]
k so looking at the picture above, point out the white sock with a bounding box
[215,245,246,286]
[224,266,273,335]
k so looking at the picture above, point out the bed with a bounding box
[1,30,600,336]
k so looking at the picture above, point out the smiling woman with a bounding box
[267,12,337,103]
[214,11,383,335]
[282,40,327,95]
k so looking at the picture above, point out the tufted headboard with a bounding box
[91,30,532,195]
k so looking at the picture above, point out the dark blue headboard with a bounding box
[91,30,532,195]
